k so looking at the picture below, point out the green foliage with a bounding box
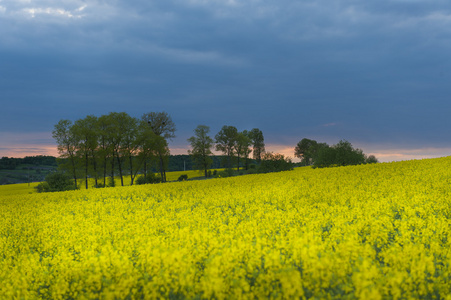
[188,125,214,177]
[36,172,76,193]
[249,128,265,162]
[314,140,366,168]
[0,157,17,170]
[215,125,238,169]
[295,138,377,168]
[257,152,293,173]
[366,155,379,164]
[178,174,188,181]
[215,168,236,178]
[235,131,252,171]
[135,173,162,185]
[294,138,327,166]
[35,182,50,193]
[135,176,146,185]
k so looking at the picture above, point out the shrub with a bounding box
[178,174,188,181]
[36,172,76,192]
[366,155,378,164]
[135,176,147,185]
[35,182,50,193]
[135,173,162,185]
[216,168,235,178]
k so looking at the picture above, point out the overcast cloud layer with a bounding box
[1,0,451,161]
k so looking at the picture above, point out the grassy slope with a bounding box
[0,169,218,196]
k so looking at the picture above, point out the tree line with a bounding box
[48,111,291,192]
[0,156,57,170]
[294,138,378,168]
[188,125,268,177]
[52,111,175,189]
[44,111,376,192]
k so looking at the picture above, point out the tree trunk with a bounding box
[70,153,77,188]
[129,154,134,185]
[91,151,98,188]
[110,152,115,187]
[85,152,89,189]
[159,152,165,182]
[103,157,107,187]
[116,153,124,186]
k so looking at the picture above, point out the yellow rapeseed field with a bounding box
[1,158,450,299]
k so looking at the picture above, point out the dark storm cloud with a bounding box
[1,0,451,160]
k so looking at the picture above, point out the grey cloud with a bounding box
[1,0,451,158]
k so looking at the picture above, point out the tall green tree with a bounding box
[188,125,214,177]
[117,114,140,185]
[101,112,126,187]
[135,120,161,178]
[294,138,327,166]
[215,125,238,169]
[52,119,79,188]
[72,115,99,189]
[109,112,134,187]
[249,128,265,163]
[235,131,252,171]
[141,112,176,182]
[97,114,113,187]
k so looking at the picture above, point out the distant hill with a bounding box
[0,156,57,185]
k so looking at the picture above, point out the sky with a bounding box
[1,0,451,162]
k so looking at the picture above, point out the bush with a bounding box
[35,182,50,193]
[135,176,147,185]
[365,155,378,164]
[135,173,162,185]
[178,174,188,181]
[216,168,235,178]
[36,172,76,193]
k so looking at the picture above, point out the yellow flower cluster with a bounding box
[1,158,451,299]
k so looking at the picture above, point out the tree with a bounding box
[188,125,214,177]
[215,125,238,169]
[334,140,365,166]
[294,138,325,166]
[249,128,265,162]
[235,131,252,171]
[141,112,176,182]
[102,112,125,187]
[258,152,293,173]
[135,120,162,179]
[72,115,99,189]
[117,114,140,185]
[365,155,378,164]
[52,119,78,188]
[97,114,113,187]
[314,140,366,168]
